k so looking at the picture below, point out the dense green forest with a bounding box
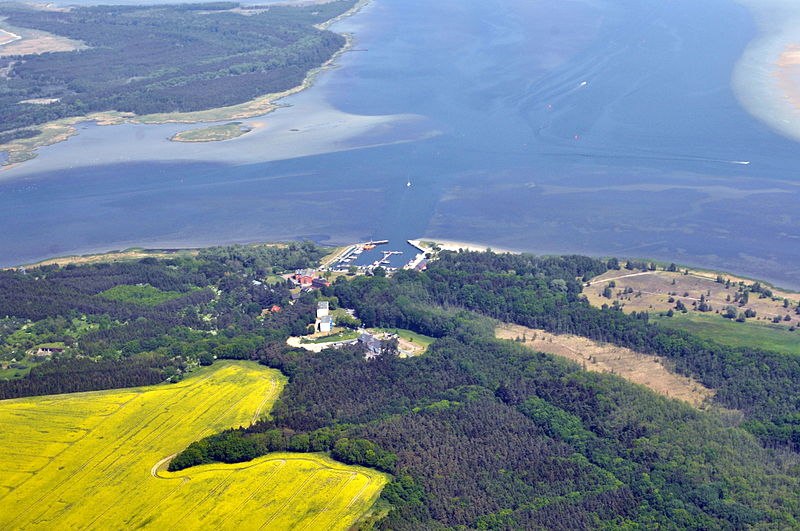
[0,1,354,137]
[4,245,800,528]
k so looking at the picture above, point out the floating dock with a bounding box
[325,239,393,271]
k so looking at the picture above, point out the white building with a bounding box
[317,301,330,319]
[319,315,334,333]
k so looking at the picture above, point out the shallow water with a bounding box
[732,0,800,142]
[2,0,800,287]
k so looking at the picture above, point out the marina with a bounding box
[325,239,396,273]
[324,239,429,274]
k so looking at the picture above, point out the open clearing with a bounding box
[584,269,799,326]
[652,312,800,356]
[99,283,188,306]
[496,323,715,407]
[370,327,434,356]
[16,248,199,268]
[0,24,86,58]
[0,361,387,530]
[584,269,800,340]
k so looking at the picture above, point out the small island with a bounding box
[170,122,252,143]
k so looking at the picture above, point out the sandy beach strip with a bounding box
[0,29,22,46]
[411,238,519,254]
[775,44,800,111]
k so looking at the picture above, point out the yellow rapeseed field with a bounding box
[0,361,388,530]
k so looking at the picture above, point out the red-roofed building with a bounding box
[293,274,315,287]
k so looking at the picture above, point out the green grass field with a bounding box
[0,361,387,530]
[653,313,800,356]
[302,329,360,344]
[99,284,187,306]
[0,363,36,380]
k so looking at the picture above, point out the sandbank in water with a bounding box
[733,0,800,142]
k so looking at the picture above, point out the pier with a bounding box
[325,239,396,272]
[370,250,402,268]
[403,240,428,270]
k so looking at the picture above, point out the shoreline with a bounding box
[0,0,369,170]
[10,238,798,296]
[412,237,800,294]
[0,28,22,45]
[409,238,520,255]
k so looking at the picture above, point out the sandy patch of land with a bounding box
[410,238,519,254]
[0,25,86,57]
[777,45,800,66]
[776,44,800,111]
[14,248,198,269]
[0,120,80,167]
[0,29,20,45]
[286,331,357,352]
[24,3,71,13]
[170,122,252,143]
[496,323,715,407]
[18,97,59,105]
[584,268,799,327]
[732,0,800,142]
[394,336,424,356]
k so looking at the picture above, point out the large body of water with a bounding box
[2,0,800,287]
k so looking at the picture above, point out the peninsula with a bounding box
[0,0,361,165]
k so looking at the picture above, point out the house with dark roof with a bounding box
[359,332,382,359]
[312,277,331,289]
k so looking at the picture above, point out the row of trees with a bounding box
[169,425,397,474]
[0,355,178,399]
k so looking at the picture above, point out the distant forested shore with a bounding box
[0,1,356,141]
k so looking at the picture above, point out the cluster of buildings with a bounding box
[310,301,384,357]
[290,270,331,290]
[260,304,282,317]
[34,346,64,357]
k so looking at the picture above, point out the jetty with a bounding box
[324,239,393,271]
